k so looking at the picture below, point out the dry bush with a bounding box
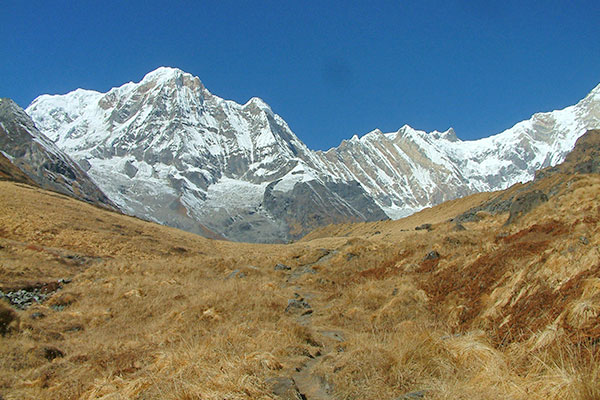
[0,300,19,335]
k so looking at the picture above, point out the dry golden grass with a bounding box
[301,189,499,242]
[1,171,600,399]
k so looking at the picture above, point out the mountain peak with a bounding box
[587,82,600,100]
[244,97,271,111]
[1,97,27,115]
[141,66,185,81]
[138,67,205,92]
[367,128,384,136]
[396,124,418,138]
[0,98,37,131]
[431,127,459,142]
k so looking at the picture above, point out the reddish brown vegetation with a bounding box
[419,220,572,335]
[352,249,414,281]
[493,264,600,346]
[501,220,569,243]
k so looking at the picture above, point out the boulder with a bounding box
[505,190,548,225]
[275,263,292,271]
[423,251,440,261]
[415,223,432,231]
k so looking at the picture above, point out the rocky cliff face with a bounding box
[25,67,600,241]
[0,98,116,209]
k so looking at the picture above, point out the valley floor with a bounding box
[1,174,600,399]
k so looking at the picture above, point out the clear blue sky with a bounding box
[2,1,599,150]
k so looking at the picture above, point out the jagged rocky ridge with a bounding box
[25,68,600,241]
[0,98,116,209]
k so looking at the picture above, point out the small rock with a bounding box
[42,346,64,361]
[453,223,466,231]
[3,288,48,309]
[65,324,84,332]
[415,223,432,231]
[423,250,440,261]
[275,263,291,271]
[226,269,246,279]
[397,391,425,399]
[285,298,311,313]
[289,265,317,281]
[580,236,590,245]
[392,288,399,296]
[30,312,45,320]
[266,377,304,400]
[319,330,345,342]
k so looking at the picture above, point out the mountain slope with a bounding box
[26,68,386,242]
[317,85,600,218]
[0,98,116,209]
[0,151,36,185]
[1,130,600,399]
[25,68,600,240]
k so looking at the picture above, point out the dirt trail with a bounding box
[288,257,344,400]
[290,306,342,400]
[270,250,345,399]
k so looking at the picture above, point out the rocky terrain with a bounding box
[1,130,599,399]
[0,98,116,210]
[25,68,600,241]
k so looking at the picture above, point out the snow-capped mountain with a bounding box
[316,84,600,218]
[25,67,600,241]
[26,68,386,242]
[0,98,116,209]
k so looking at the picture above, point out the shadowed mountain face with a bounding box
[0,98,117,210]
[25,68,600,241]
[0,151,35,185]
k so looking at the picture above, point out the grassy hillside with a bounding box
[1,133,599,399]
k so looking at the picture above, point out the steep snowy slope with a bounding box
[26,68,386,242]
[316,84,600,218]
[25,67,600,240]
[0,98,116,209]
